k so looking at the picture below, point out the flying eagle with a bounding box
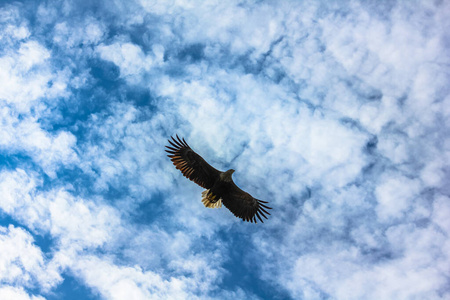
[165,136,271,223]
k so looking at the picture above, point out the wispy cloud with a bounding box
[0,224,61,292]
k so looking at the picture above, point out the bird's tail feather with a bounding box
[201,190,222,208]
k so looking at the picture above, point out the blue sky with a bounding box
[0,0,449,299]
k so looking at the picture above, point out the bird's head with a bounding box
[220,169,235,182]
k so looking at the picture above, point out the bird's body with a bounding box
[165,136,271,223]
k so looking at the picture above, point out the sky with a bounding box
[0,0,449,299]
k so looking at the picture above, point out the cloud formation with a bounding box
[0,0,449,299]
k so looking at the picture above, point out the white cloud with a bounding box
[0,286,44,300]
[375,174,422,222]
[0,20,77,177]
[0,108,78,177]
[73,256,189,300]
[0,6,30,45]
[72,253,225,300]
[0,41,51,112]
[77,103,173,196]
[0,225,61,292]
[432,196,450,236]
[284,221,449,300]
[53,18,106,48]
[0,169,121,249]
[97,41,162,83]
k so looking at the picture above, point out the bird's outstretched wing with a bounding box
[165,136,221,189]
[222,182,272,223]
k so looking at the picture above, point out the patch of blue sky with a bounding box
[47,275,98,300]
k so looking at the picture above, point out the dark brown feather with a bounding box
[220,181,272,223]
[165,136,221,189]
